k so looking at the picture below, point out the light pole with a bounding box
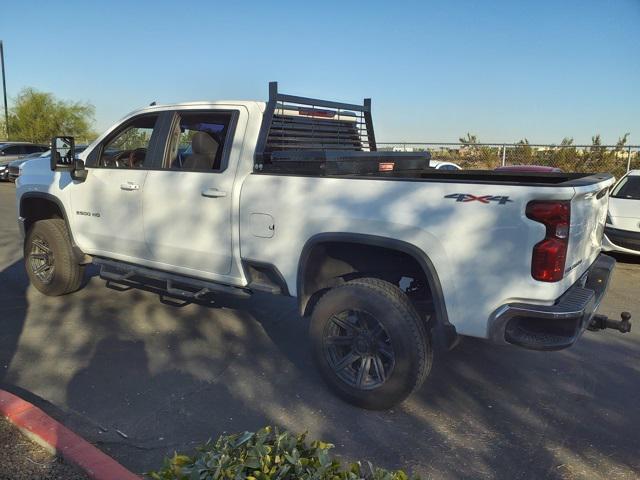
[0,41,8,139]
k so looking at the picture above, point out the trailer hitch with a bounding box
[588,312,632,333]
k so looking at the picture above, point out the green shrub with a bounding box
[147,426,418,480]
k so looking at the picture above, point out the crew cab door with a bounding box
[141,108,246,279]
[71,112,168,260]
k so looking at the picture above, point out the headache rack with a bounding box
[254,82,430,176]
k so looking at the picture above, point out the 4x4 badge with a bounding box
[444,193,513,205]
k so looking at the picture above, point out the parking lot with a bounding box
[0,182,638,479]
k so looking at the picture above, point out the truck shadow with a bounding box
[64,335,269,471]
[0,260,28,386]
[3,252,639,478]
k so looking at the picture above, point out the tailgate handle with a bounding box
[201,188,227,198]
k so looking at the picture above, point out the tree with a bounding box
[616,132,630,150]
[458,132,478,145]
[2,87,97,144]
[455,132,502,168]
[510,138,533,164]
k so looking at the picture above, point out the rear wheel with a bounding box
[24,219,84,296]
[309,277,432,409]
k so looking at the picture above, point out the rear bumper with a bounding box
[488,253,615,351]
[603,226,640,254]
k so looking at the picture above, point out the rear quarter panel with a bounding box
[239,174,584,338]
[566,179,615,275]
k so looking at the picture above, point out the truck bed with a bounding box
[378,169,614,187]
[255,163,613,188]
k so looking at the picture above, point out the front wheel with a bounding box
[24,219,84,296]
[309,277,432,410]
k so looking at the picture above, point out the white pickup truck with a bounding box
[15,83,631,409]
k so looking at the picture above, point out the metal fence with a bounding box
[377,142,640,178]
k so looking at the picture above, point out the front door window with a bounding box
[98,115,159,168]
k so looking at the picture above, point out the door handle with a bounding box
[120,182,140,191]
[201,188,227,198]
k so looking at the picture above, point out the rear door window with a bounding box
[164,111,235,172]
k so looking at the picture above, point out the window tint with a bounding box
[24,145,43,154]
[98,115,159,168]
[166,111,233,171]
[612,176,640,200]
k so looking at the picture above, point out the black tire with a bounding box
[24,219,84,296]
[309,277,432,410]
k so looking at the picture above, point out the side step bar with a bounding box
[93,257,251,299]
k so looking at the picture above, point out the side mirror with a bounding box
[50,136,75,171]
[50,136,87,182]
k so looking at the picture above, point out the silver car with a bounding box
[0,142,49,180]
[7,145,88,181]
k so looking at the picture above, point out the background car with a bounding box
[0,142,49,180]
[7,145,88,181]
[430,160,461,170]
[603,170,640,256]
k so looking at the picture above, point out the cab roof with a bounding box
[127,100,266,117]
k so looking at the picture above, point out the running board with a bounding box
[93,258,251,299]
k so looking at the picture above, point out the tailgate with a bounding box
[566,177,616,276]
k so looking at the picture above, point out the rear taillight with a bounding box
[526,201,570,282]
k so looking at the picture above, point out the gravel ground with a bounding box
[0,416,88,480]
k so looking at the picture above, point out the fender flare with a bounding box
[19,192,86,263]
[296,232,451,328]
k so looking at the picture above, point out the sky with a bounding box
[1,0,639,144]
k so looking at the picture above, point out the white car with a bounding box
[15,82,630,409]
[603,170,640,255]
[430,160,461,170]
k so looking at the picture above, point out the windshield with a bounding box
[611,175,640,200]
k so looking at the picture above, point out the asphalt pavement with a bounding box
[0,182,638,479]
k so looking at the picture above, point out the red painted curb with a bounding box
[0,390,141,480]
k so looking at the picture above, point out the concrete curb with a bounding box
[0,390,141,480]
